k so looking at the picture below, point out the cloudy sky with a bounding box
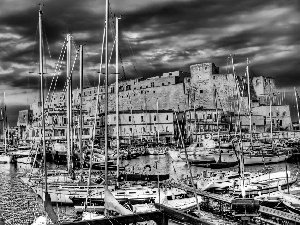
[0,0,299,125]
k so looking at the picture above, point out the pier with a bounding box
[61,204,214,225]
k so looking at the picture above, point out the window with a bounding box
[130,128,132,133]
[166,126,169,132]
[129,116,131,122]
[154,115,157,121]
[162,83,165,86]
[200,90,203,93]
[111,87,114,93]
[166,115,169,120]
[151,82,154,87]
[153,91,155,93]
[141,116,144,122]
[142,127,146,132]
[114,116,116,121]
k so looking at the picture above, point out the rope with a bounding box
[45,37,67,103]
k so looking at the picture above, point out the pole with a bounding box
[67,34,71,173]
[104,0,109,188]
[116,16,120,186]
[3,93,6,154]
[174,110,201,217]
[294,87,300,130]
[246,58,252,146]
[39,6,47,193]
[79,45,83,174]
[270,95,273,149]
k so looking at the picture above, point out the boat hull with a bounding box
[0,155,12,164]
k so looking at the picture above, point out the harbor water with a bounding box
[0,154,299,225]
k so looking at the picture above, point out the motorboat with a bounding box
[70,186,187,206]
[230,171,297,196]
[0,154,12,164]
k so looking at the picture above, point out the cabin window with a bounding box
[130,128,132,133]
[128,192,136,194]
[162,83,165,86]
[111,87,114,93]
[117,192,125,195]
[166,126,169,132]
[142,127,146,132]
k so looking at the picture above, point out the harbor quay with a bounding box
[1,152,300,225]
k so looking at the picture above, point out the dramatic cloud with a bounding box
[0,0,299,125]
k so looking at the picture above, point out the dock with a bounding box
[61,204,214,225]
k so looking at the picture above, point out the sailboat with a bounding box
[0,93,13,164]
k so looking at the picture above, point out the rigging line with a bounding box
[45,37,67,103]
[118,49,126,80]
[121,25,141,78]
[42,23,52,60]
[108,38,116,65]
[48,43,67,103]
[85,25,106,205]
[108,1,116,38]
[82,45,91,88]
[29,22,39,74]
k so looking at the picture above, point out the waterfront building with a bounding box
[17,62,292,144]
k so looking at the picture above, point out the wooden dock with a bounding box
[60,204,214,225]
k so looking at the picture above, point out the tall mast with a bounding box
[116,16,120,183]
[79,45,83,173]
[246,58,252,145]
[294,87,300,129]
[269,95,273,149]
[104,0,109,187]
[3,92,6,154]
[67,34,72,173]
[39,5,47,193]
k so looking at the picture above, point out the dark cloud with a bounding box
[0,0,300,124]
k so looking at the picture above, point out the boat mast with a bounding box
[67,34,72,173]
[3,92,6,154]
[116,16,120,184]
[294,87,300,129]
[79,45,83,174]
[246,58,252,146]
[104,0,109,187]
[269,94,273,149]
[39,5,47,193]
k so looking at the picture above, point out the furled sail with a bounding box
[104,188,132,215]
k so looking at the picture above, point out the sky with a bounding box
[0,0,299,126]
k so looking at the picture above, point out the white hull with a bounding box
[213,152,290,165]
[164,196,202,210]
[168,151,182,162]
[17,157,34,164]
[0,155,12,163]
[33,186,107,204]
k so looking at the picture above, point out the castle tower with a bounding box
[190,63,219,109]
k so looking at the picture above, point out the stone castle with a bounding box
[16,62,292,143]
